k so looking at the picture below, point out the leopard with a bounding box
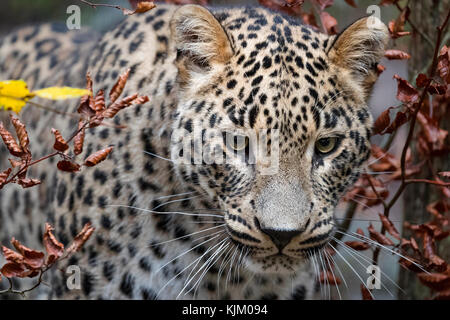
[0,4,388,300]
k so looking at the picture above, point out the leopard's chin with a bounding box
[243,254,307,274]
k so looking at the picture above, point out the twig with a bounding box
[394,2,435,48]
[78,0,124,11]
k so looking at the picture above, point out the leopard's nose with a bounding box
[260,228,302,251]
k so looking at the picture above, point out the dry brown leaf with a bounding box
[66,223,95,254]
[0,168,12,187]
[0,121,23,157]
[368,223,395,246]
[57,160,81,173]
[10,115,29,155]
[93,89,106,113]
[103,93,138,118]
[17,178,41,188]
[84,146,114,167]
[345,241,370,251]
[320,11,338,35]
[109,68,130,103]
[11,238,44,270]
[384,49,411,60]
[122,1,156,15]
[360,285,373,300]
[319,270,341,285]
[379,214,401,240]
[43,223,65,265]
[74,119,86,156]
[393,74,419,104]
[417,272,450,291]
[51,128,69,152]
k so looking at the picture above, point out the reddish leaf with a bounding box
[373,108,391,135]
[399,257,424,273]
[122,1,156,15]
[416,73,430,88]
[388,7,410,39]
[66,223,95,254]
[0,167,12,187]
[73,119,86,156]
[422,232,447,271]
[384,110,408,134]
[417,272,450,291]
[0,122,23,157]
[379,214,401,240]
[376,64,386,75]
[368,223,395,246]
[43,223,64,265]
[17,178,41,188]
[51,128,69,152]
[84,146,114,167]
[93,89,106,113]
[109,68,130,104]
[435,288,450,300]
[2,246,23,264]
[384,49,411,60]
[10,238,44,270]
[416,112,448,155]
[57,160,81,172]
[0,262,27,278]
[319,270,341,285]
[102,94,149,119]
[360,285,373,300]
[393,74,419,103]
[437,45,450,84]
[10,115,30,155]
[344,0,357,7]
[438,172,450,178]
[345,241,370,250]
[320,11,338,35]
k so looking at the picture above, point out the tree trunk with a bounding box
[398,0,450,300]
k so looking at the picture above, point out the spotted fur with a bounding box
[0,4,388,299]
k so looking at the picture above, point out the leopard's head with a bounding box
[169,5,388,273]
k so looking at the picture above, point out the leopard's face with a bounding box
[170,5,388,273]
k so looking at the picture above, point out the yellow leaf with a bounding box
[0,80,35,113]
[33,87,91,100]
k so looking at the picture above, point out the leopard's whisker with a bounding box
[143,150,174,163]
[179,237,228,299]
[151,195,200,211]
[153,191,197,201]
[107,204,225,219]
[325,246,348,289]
[225,245,239,292]
[155,232,224,275]
[328,242,375,299]
[216,245,234,299]
[322,248,343,300]
[151,224,226,246]
[192,240,230,298]
[335,230,429,274]
[333,236,405,295]
[156,234,225,299]
[334,237,395,297]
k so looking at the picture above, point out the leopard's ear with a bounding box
[328,16,388,97]
[170,5,233,85]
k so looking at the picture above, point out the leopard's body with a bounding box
[0,4,388,299]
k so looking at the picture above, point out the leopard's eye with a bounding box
[315,137,337,154]
[228,135,249,151]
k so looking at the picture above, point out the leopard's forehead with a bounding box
[184,7,362,153]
